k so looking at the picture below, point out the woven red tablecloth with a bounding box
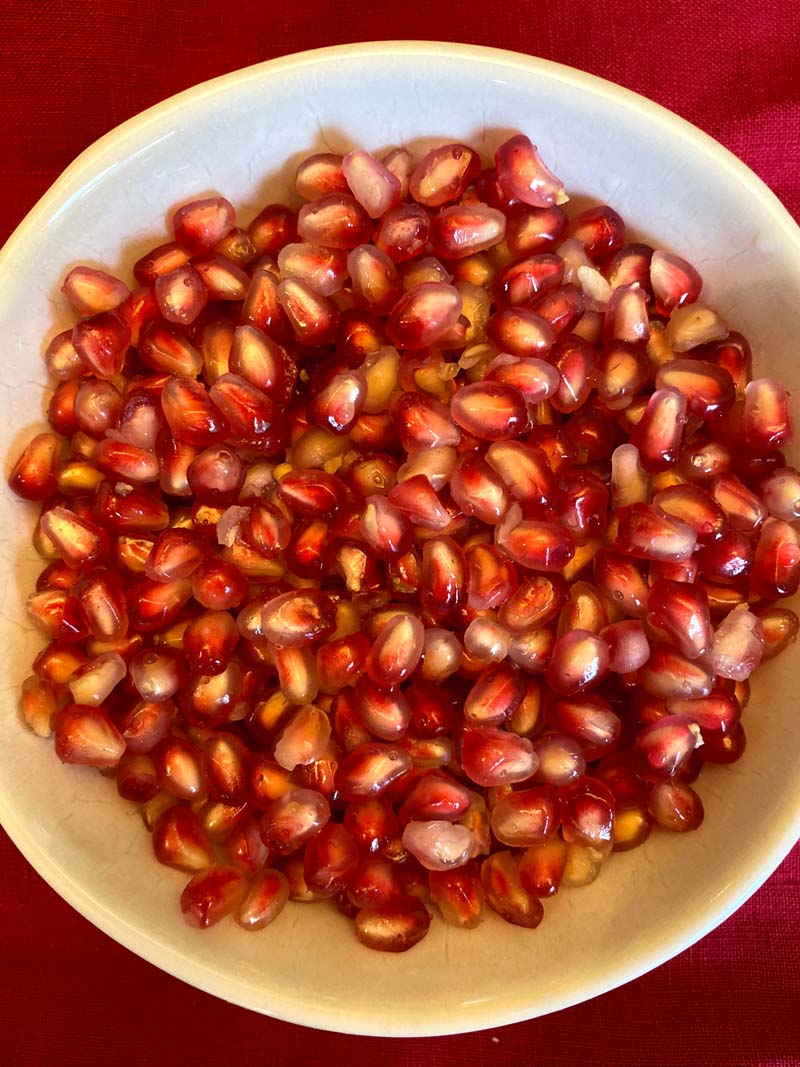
[1,4,799,1064]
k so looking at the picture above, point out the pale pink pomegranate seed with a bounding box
[650,250,702,311]
[62,266,130,315]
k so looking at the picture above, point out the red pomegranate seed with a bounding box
[61,265,129,315]
[355,894,431,952]
[173,197,235,255]
[154,265,208,325]
[386,282,463,350]
[647,780,704,831]
[72,311,130,378]
[490,785,559,847]
[153,805,215,872]
[409,144,480,207]
[428,861,485,928]
[235,868,289,930]
[495,134,565,209]
[450,382,527,442]
[460,726,537,787]
[9,433,61,500]
[53,703,125,766]
[44,329,86,379]
[481,850,544,928]
[634,716,702,779]
[335,743,413,800]
[181,865,247,929]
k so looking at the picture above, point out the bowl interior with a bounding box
[1,43,799,1037]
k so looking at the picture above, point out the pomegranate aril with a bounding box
[20,675,61,738]
[481,850,544,928]
[750,518,800,598]
[259,788,330,855]
[53,703,125,767]
[235,868,289,930]
[9,433,61,500]
[276,278,339,347]
[336,742,413,800]
[518,839,568,897]
[707,607,764,680]
[409,144,480,207]
[665,303,727,352]
[173,197,235,255]
[634,715,703,779]
[355,894,431,952]
[116,752,160,802]
[153,265,207,325]
[153,805,215,872]
[495,134,565,209]
[490,785,559,847]
[181,865,247,929]
[569,205,625,264]
[460,726,537,787]
[72,312,130,379]
[450,382,527,443]
[647,780,704,831]
[386,283,463,351]
[68,652,126,707]
[40,506,111,571]
[755,605,799,660]
[649,250,702,311]
[428,861,485,928]
[560,777,615,856]
[532,733,586,787]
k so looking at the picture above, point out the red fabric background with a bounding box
[1,3,800,1064]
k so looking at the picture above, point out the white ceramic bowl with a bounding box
[1,41,799,1038]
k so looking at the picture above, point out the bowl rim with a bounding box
[1,39,799,1038]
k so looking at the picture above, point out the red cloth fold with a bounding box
[1,3,799,1062]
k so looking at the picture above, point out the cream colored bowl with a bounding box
[0,42,798,1037]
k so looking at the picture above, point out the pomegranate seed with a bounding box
[665,303,727,352]
[429,204,506,259]
[490,785,559,847]
[495,135,565,209]
[743,378,792,451]
[259,788,330,855]
[569,205,625,263]
[9,433,61,500]
[647,249,702,311]
[634,716,702,779]
[336,742,412,800]
[402,819,476,871]
[428,861,485,928]
[386,283,463,350]
[68,652,126,707]
[234,868,289,930]
[518,839,568,897]
[409,144,480,207]
[53,703,125,766]
[180,865,247,929]
[72,312,130,379]
[302,823,359,898]
[342,149,401,218]
[420,536,466,620]
[460,726,537,787]
[532,733,586,787]
[173,197,235,255]
[355,894,431,952]
[20,675,61,738]
[116,752,159,802]
[153,805,215,872]
[559,777,615,856]
[463,663,526,725]
[648,780,704,831]
[544,630,609,696]
[61,266,129,315]
[630,388,687,471]
[751,518,800,597]
[486,307,556,359]
[44,329,86,379]
[450,382,527,441]
[154,265,208,325]
[481,850,544,928]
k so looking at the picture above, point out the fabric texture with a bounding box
[1,2,799,1063]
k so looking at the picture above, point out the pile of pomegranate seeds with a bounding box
[10,132,799,952]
